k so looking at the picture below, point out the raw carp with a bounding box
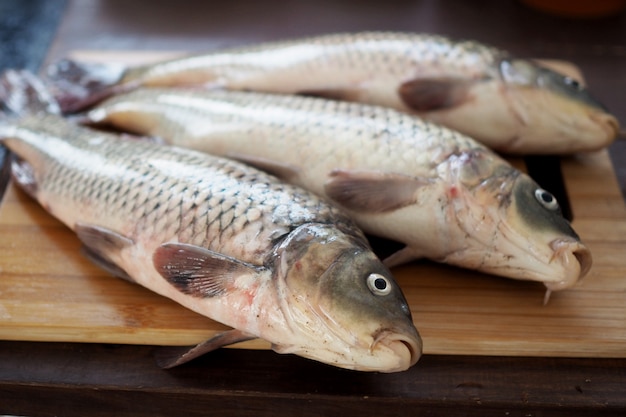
[0,71,421,372]
[48,32,619,154]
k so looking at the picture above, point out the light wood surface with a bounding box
[0,55,624,357]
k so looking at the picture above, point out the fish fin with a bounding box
[153,242,261,298]
[543,289,552,306]
[154,329,257,369]
[10,156,38,198]
[226,152,301,181]
[398,78,473,112]
[46,59,131,113]
[383,246,420,268]
[74,223,136,282]
[297,88,362,102]
[324,169,430,213]
[80,245,136,283]
[0,70,61,116]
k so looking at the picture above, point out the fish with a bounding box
[0,70,421,372]
[83,87,593,299]
[47,31,619,154]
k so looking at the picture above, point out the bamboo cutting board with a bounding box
[0,54,624,358]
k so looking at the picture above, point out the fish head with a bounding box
[497,58,620,153]
[505,174,592,291]
[447,156,592,291]
[271,223,421,372]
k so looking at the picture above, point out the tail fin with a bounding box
[0,70,62,199]
[0,69,61,116]
[46,58,127,114]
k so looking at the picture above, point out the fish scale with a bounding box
[5,114,354,263]
[136,32,484,83]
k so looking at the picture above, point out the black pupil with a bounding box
[565,77,580,89]
[374,278,387,290]
[541,191,553,203]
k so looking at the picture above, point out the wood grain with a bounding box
[0,55,624,359]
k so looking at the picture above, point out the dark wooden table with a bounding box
[1,1,625,416]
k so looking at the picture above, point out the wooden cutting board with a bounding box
[0,54,624,358]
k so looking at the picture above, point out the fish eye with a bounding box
[563,76,583,91]
[535,188,559,211]
[366,273,392,296]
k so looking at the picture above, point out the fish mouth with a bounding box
[371,329,422,372]
[545,237,593,292]
[590,112,620,145]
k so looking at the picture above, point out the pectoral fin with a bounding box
[154,329,256,369]
[226,152,301,181]
[398,78,474,112]
[153,242,262,298]
[75,223,135,282]
[324,169,431,213]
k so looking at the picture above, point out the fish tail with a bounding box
[0,69,61,117]
[0,70,59,200]
[45,58,128,114]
